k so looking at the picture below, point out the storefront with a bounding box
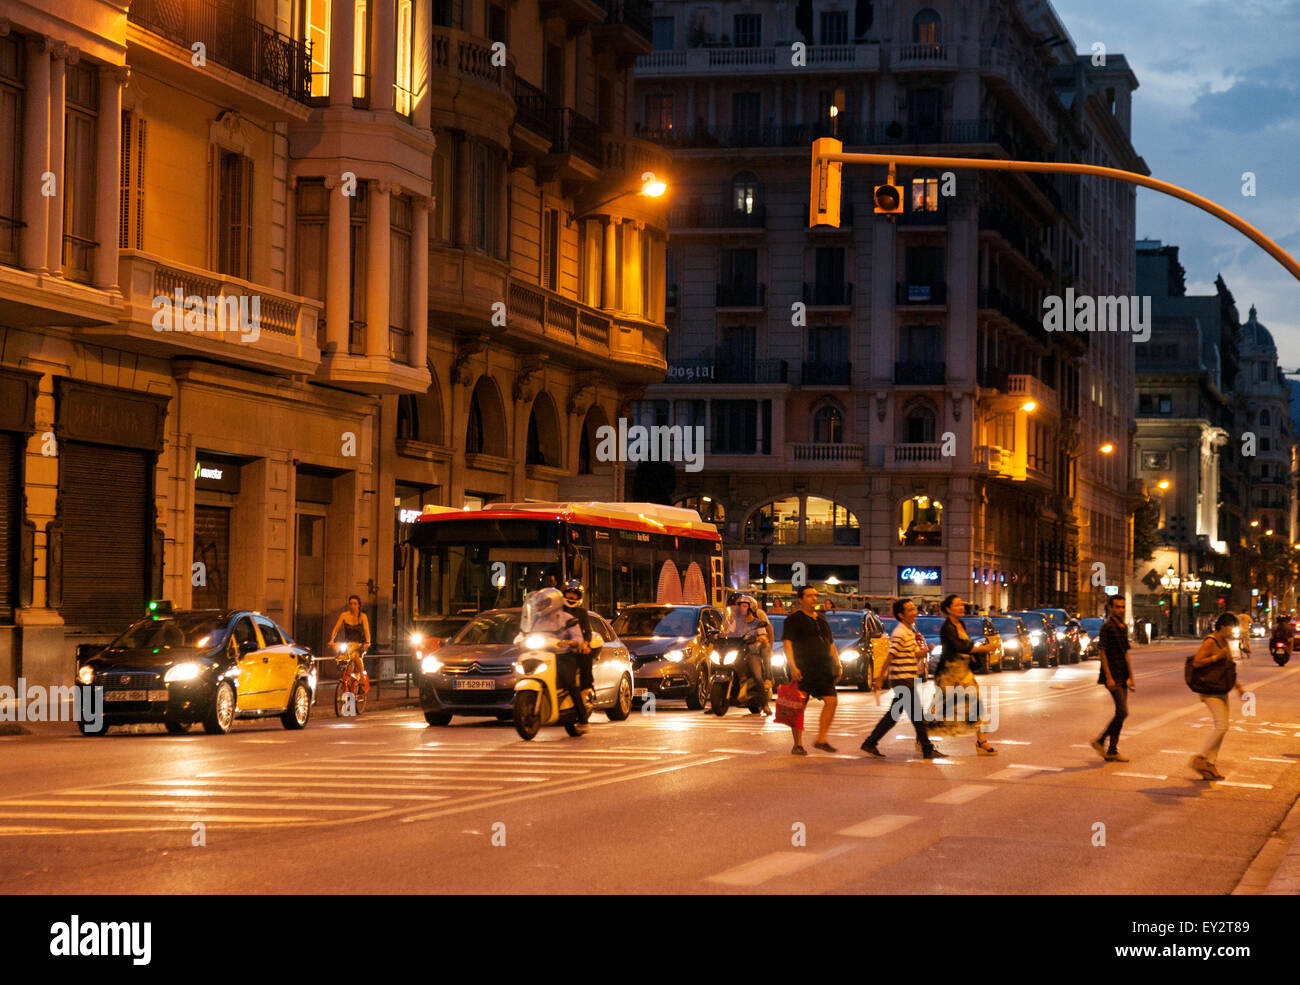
[898,565,943,600]
[0,368,39,686]
[192,453,244,610]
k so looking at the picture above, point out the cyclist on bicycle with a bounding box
[328,594,370,675]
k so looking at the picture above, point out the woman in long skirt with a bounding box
[930,594,999,755]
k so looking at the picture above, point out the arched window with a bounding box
[466,390,485,454]
[912,8,941,44]
[466,377,506,456]
[1260,408,1271,427]
[902,400,938,444]
[397,395,418,441]
[899,494,943,546]
[675,495,725,524]
[745,497,801,545]
[731,171,760,217]
[744,496,859,545]
[525,393,561,467]
[804,496,860,545]
[813,404,844,443]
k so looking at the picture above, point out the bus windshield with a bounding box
[410,518,563,618]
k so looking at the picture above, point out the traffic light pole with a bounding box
[813,145,1300,284]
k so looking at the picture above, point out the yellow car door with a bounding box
[230,615,271,711]
[253,615,296,711]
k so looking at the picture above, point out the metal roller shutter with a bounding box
[61,442,149,631]
[0,432,16,622]
[192,505,230,610]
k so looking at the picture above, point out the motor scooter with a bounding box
[1271,637,1291,666]
[708,631,768,717]
[512,632,600,739]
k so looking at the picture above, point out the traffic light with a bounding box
[809,137,842,228]
[873,162,904,218]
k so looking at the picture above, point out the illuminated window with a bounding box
[303,0,331,98]
[899,495,943,546]
[354,0,370,101]
[395,0,413,115]
[912,9,941,44]
[911,177,939,212]
[745,496,859,546]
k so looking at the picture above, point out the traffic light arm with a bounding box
[816,149,1300,284]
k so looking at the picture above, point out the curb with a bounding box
[1233,788,1300,894]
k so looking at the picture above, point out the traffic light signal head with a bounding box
[809,137,843,228]
[873,182,904,215]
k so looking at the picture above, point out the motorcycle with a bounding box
[511,631,599,740]
[708,631,769,717]
[1271,638,1290,666]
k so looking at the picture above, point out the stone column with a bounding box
[46,44,67,276]
[602,217,618,311]
[330,0,355,107]
[371,0,396,113]
[410,196,430,369]
[365,180,391,358]
[324,175,351,354]
[93,64,126,290]
[20,36,51,273]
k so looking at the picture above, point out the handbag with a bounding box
[774,682,808,728]
[1185,637,1237,694]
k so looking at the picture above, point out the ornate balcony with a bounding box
[889,42,956,71]
[887,443,952,469]
[635,44,879,77]
[592,0,653,57]
[789,443,864,468]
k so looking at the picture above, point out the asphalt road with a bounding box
[2,642,1298,894]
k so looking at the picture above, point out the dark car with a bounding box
[419,608,633,725]
[767,613,789,684]
[1079,617,1104,659]
[408,615,475,680]
[990,616,1033,670]
[960,616,1005,673]
[843,612,891,689]
[913,616,947,677]
[1030,608,1081,663]
[1007,611,1060,667]
[612,604,722,709]
[76,608,316,735]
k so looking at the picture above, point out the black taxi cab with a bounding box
[76,604,317,735]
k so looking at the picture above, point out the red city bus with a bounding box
[404,503,725,637]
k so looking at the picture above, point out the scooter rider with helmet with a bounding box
[561,579,597,717]
[521,586,590,734]
[724,592,772,715]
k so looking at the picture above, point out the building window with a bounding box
[119,111,146,250]
[805,496,859,545]
[466,388,485,454]
[820,11,848,45]
[1261,409,1271,426]
[302,0,331,98]
[911,176,939,212]
[733,13,762,47]
[63,62,99,283]
[717,325,755,381]
[294,178,328,314]
[902,400,938,444]
[745,496,858,545]
[488,3,508,44]
[675,495,724,524]
[644,94,673,134]
[900,324,941,364]
[731,91,761,137]
[745,497,801,544]
[395,0,414,116]
[348,182,369,353]
[641,230,653,317]
[541,207,559,290]
[0,33,20,266]
[732,171,759,215]
[652,16,675,50]
[432,0,452,27]
[354,0,371,102]
[471,143,502,255]
[812,404,843,443]
[1158,394,1172,414]
[432,137,454,242]
[913,9,941,44]
[711,400,758,453]
[390,193,412,362]
[900,494,942,546]
[216,150,252,279]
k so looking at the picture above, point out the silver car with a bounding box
[419,608,634,726]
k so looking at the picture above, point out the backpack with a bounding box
[1185,636,1237,695]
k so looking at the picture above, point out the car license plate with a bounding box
[452,678,494,690]
[105,689,166,702]
[633,688,650,697]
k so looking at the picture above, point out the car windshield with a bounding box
[960,618,988,637]
[991,618,1021,634]
[822,611,864,637]
[914,617,945,636]
[1035,610,1067,624]
[452,611,522,646]
[612,607,699,638]
[1080,618,1104,632]
[111,612,226,650]
[1013,613,1046,630]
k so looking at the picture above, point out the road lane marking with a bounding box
[1114,772,1169,780]
[1212,781,1273,790]
[996,740,1032,745]
[203,770,550,783]
[1250,757,1296,764]
[0,811,314,824]
[63,787,451,802]
[150,778,497,792]
[710,748,767,754]
[1007,763,1064,771]
[706,851,823,886]
[0,798,387,812]
[836,814,921,838]
[1161,749,1194,755]
[926,785,995,805]
[235,764,594,775]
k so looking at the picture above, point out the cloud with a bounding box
[1188,59,1300,132]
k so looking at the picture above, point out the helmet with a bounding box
[521,588,566,632]
[562,579,584,604]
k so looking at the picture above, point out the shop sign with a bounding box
[899,565,941,586]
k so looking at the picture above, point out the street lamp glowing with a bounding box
[1100,443,1114,454]
[1157,479,1170,490]
[640,173,667,197]
[1021,400,1037,412]
[825,575,840,585]
[1251,520,1259,528]
[1267,529,1275,536]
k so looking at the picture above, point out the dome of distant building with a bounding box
[1241,305,1276,354]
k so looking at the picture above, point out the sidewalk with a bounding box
[1235,787,1300,895]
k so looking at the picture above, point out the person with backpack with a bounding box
[1186,612,1246,780]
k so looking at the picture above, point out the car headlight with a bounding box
[410,632,424,647]
[164,662,202,683]
[77,665,95,685]
[840,649,859,662]
[513,662,525,674]
[710,649,721,663]
[1029,631,1042,644]
[524,634,547,650]
[664,649,684,662]
[421,655,442,674]
[1004,640,1019,651]
[1079,634,1090,648]
[932,644,943,657]
[1055,629,1066,640]
[723,650,738,666]
[771,654,786,668]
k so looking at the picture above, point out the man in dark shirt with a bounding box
[781,586,841,756]
[1091,596,1134,762]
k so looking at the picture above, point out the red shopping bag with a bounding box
[774,682,808,728]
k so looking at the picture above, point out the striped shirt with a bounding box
[887,622,921,680]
